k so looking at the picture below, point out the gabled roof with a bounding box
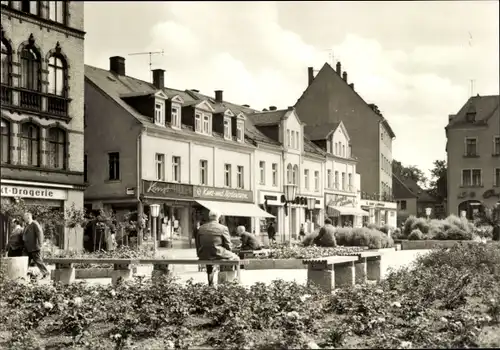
[393,174,438,202]
[446,94,499,129]
[304,137,327,157]
[393,175,417,199]
[295,62,396,139]
[304,122,340,140]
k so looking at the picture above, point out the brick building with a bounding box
[1,1,85,250]
[294,63,397,226]
[446,94,500,219]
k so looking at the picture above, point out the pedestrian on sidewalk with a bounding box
[22,212,49,279]
[7,219,24,257]
[299,224,306,241]
[196,211,239,286]
[267,222,276,245]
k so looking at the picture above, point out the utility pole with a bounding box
[128,50,165,82]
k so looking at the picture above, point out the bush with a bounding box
[408,229,425,240]
[401,214,477,241]
[305,227,394,249]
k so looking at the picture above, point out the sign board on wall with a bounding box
[194,186,254,203]
[1,185,67,200]
[142,180,193,198]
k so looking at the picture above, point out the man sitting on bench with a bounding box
[236,225,262,251]
[196,210,239,286]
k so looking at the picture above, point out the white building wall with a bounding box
[215,148,252,190]
[190,143,214,186]
[255,149,282,191]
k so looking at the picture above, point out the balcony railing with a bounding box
[47,95,69,117]
[361,191,395,202]
[19,89,42,111]
[1,84,12,105]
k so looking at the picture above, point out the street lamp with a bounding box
[306,197,316,233]
[283,184,297,244]
[425,207,432,221]
[150,204,160,251]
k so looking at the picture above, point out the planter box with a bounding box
[245,259,306,270]
[400,240,469,250]
[49,265,153,280]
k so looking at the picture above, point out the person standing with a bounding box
[267,222,276,244]
[22,212,49,278]
[196,211,239,286]
[299,224,306,241]
[7,219,24,257]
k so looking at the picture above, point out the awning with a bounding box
[196,200,275,218]
[328,206,369,217]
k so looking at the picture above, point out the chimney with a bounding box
[336,62,341,74]
[269,106,277,111]
[349,83,354,90]
[109,56,125,76]
[342,71,347,82]
[152,69,165,89]
[308,67,314,86]
[215,90,223,102]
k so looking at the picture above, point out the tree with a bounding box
[392,160,428,187]
[428,160,447,201]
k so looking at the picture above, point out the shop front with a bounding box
[256,190,285,238]
[325,193,368,228]
[359,199,397,227]
[193,186,274,236]
[141,180,194,247]
[0,179,84,250]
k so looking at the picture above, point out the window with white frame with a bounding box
[237,166,244,188]
[172,156,181,182]
[314,171,319,191]
[342,145,345,157]
[296,131,300,150]
[224,164,231,187]
[293,165,299,186]
[287,164,292,184]
[495,168,500,187]
[155,153,165,181]
[203,115,210,135]
[348,173,352,190]
[272,163,278,186]
[195,113,201,132]
[259,161,265,185]
[334,171,339,189]
[291,131,296,149]
[224,118,231,139]
[327,169,332,188]
[287,129,291,147]
[236,121,244,142]
[462,169,482,187]
[335,142,338,155]
[465,137,477,156]
[154,101,165,125]
[200,160,207,185]
[49,0,66,23]
[494,136,500,155]
[171,106,180,128]
[342,172,346,190]
[304,169,309,190]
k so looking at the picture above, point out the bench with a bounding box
[302,255,359,293]
[238,249,272,259]
[45,258,138,285]
[140,259,249,285]
[346,251,383,284]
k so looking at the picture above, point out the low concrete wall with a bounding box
[400,240,469,250]
[245,259,306,270]
[49,265,153,280]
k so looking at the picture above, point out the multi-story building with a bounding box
[1,1,85,250]
[294,63,397,226]
[305,121,370,227]
[446,94,500,219]
[84,58,275,248]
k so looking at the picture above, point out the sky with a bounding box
[83,1,500,178]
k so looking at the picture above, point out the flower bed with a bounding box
[255,245,367,259]
[44,246,156,269]
[303,227,394,249]
[1,243,499,349]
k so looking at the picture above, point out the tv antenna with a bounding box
[468,32,475,97]
[322,49,334,65]
[128,49,165,81]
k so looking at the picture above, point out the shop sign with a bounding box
[360,199,397,210]
[142,180,193,198]
[194,186,254,203]
[0,184,67,200]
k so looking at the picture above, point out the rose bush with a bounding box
[1,244,499,349]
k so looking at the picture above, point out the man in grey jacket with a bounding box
[313,218,338,247]
[22,212,49,278]
[196,210,239,286]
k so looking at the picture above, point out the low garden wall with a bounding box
[399,239,482,250]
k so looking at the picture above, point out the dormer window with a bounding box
[465,104,476,123]
[171,105,181,128]
[195,113,201,132]
[224,117,231,139]
[236,120,244,142]
[154,101,165,126]
[203,114,211,135]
